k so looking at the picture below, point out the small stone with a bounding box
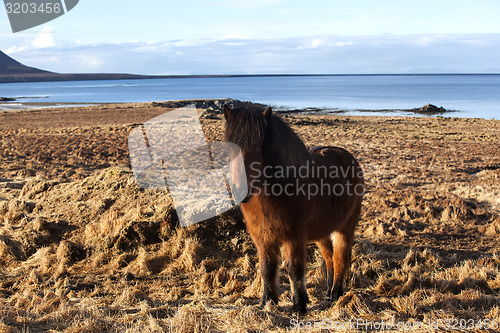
[231,237,240,247]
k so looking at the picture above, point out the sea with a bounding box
[1,74,499,119]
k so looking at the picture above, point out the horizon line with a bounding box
[157,73,500,77]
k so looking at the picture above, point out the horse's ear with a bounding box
[223,104,232,120]
[263,107,272,122]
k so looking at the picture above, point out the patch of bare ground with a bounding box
[0,101,499,332]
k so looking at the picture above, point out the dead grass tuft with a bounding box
[169,303,215,333]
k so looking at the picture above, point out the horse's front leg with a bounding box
[257,242,281,308]
[284,240,309,314]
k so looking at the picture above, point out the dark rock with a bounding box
[0,97,15,101]
[412,103,448,115]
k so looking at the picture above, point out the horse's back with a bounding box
[310,146,363,182]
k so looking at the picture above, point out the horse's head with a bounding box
[223,104,271,202]
[224,103,311,203]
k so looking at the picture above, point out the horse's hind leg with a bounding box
[284,240,309,314]
[331,208,359,301]
[315,237,334,299]
[331,230,353,300]
[331,198,361,301]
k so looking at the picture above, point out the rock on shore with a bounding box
[412,103,448,115]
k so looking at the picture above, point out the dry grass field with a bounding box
[0,100,499,332]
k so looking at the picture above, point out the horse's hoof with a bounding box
[291,304,307,315]
[330,285,344,302]
[329,295,339,302]
[329,292,343,303]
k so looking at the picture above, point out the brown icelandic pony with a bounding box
[224,103,364,314]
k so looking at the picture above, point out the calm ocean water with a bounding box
[1,75,499,119]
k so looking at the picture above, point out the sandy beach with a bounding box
[0,100,499,332]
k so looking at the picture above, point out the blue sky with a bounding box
[1,0,500,74]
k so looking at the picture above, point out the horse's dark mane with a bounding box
[225,104,310,167]
[225,104,267,153]
[263,112,311,168]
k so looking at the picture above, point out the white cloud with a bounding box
[32,26,55,48]
[310,38,323,48]
[5,45,28,54]
[296,37,354,50]
[5,34,500,74]
[334,41,353,47]
[415,36,435,47]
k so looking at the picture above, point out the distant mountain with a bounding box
[0,50,51,75]
[0,50,162,83]
[0,50,325,84]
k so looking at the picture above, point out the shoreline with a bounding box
[0,101,97,112]
[0,100,471,118]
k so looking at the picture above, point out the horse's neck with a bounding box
[264,119,310,168]
[263,145,311,169]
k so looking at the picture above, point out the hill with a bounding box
[0,50,51,75]
[0,50,159,83]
